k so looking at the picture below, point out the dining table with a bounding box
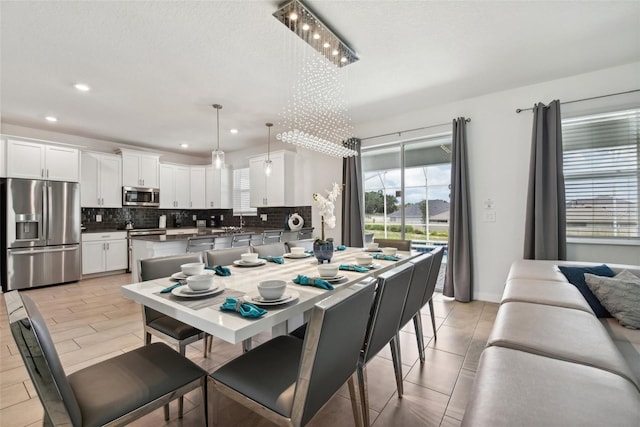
[121,247,418,351]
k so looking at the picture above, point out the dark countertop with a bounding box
[128,227,290,242]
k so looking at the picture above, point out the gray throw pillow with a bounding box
[585,270,640,329]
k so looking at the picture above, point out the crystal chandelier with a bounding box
[264,123,273,176]
[211,104,225,169]
[273,0,359,158]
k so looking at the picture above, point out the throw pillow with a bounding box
[558,264,615,317]
[585,270,640,329]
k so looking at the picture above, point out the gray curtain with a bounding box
[444,118,472,302]
[341,138,364,247]
[523,100,567,260]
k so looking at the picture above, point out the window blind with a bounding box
[562,109,639,239]
[233,168,257,216]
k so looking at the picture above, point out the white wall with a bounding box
[355,61,640,302]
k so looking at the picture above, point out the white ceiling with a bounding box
[1,1,639,156]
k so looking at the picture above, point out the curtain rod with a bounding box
[360,117,471,141]
[515,89,640,113]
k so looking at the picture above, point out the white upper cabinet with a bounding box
[0,137,6,177]
[248,150,295,207]
[81,151,122,208]
[189,166,206,209]
[159,163,190,209]
[120,149,160,188]
[6,138,79,182]
[205,165,232,209]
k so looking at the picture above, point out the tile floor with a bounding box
[0,273,498,427]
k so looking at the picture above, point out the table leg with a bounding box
[242,338,252,352]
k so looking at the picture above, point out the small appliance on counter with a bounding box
[158,215,166,228]
[196,219,207,229]
[174,214,182,228]
[125,221,134,230]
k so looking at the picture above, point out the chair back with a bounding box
[139,253,203,282]
[263,230,283,244]
[252,242,287,258]
[232,233,252,247]
[297,227,314,240]
[362,263,414,363]
[286,239,315,252]
[250,233,264,246]
[374,238,412,251]
[399,253,434,328]
[291,279,376,426]
[213,235,233,249]
[186,236,215,253]
[364,232,374,244]
[206,246,252,266]
[421,246,444,306]
[5,291,79,425]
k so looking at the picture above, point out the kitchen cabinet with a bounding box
[205,165,232,209]
[189,166,206,209]
[82,232,127,275]
[159,163,190,208]
[119,149,160,188]
[81,151,122,208]
[249,150,295,207]
[7,138,79,182]
[0,137,5,177]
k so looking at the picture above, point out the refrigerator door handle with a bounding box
[10,246,80,255]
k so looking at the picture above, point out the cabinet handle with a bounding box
[101,198,104,205]
[106,243,110,250]
[190,201,192,207]
[142,179,145,186]
[47,169,49,178]
[41,169,45,178]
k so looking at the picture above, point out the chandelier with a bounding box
[211,104,225,169]
[273,0,359,158]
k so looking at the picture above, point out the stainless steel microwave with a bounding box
[122,186,160,207]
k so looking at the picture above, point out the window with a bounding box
[233,168,257,216]
[563,109,639,239]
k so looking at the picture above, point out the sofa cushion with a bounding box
[585,270,640,329]
[600,318,640,385]
[502,278,594,314]
[461,346,640,427]
[506,259,568,282]
[558,264,615,317]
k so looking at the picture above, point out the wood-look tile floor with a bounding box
[0,274,497,427]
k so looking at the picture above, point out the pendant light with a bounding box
[212,104,225,169]
[264,122,273,176]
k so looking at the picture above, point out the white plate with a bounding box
[244,290,300,306]
[171,284,225,298]
[311,275,346,283]
[364,248,383,253]
[170,270,215,281]
[283,253,313,259]
[233,259,268,267]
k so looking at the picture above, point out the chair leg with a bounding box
[203,335,208,358]
[413,314,426,363]
[164,404,170,421]
[428,299,437,340]
[208,334,213,353]
[178,343,186,418]
[347,375,363,427]
[357,363,371,427]
[145,332,152,345]
[201,376,208,426]
[390,335,404,397]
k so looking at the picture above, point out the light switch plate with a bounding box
[261,214,268,221]
[96,214,102,222]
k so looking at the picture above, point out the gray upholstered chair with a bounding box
[231,233,252,247]
[263,229,283,244]
[186,235,215,253]
[252,241,287,258]
[5,291,208,426]
[212,235,233,249]
[285,238,315,252]
[357,263,414,426]
[250,233,264,246]
[374,238,412,251]
[364,232,374,244]
[206,246,252,267]
[297,227,314,240]
[420,246,444,346]
[209,278,376,427]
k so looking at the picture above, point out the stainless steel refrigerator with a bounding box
[1,178,81,291]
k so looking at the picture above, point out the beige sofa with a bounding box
[462,260,640,426]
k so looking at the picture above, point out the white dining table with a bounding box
[121,247,417,350]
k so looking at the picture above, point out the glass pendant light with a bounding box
[212,104,225,169]
[264,122,273,176]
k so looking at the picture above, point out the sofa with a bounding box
[461,260,640,426]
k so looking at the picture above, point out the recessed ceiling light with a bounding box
[230,129,238,134]
[74,83,90,92]
[180,143,189,148]
[45,116,58,122]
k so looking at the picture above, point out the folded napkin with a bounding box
[372,254,399,261]
[336,245,347,251]
[293,274,334,290]
[339,264,370,273]
[220,298,267,318]
[205,265,231,276]
[259,256,284,264]
[161,282,185,293]
[305,250,314,255]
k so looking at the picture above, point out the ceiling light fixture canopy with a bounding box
[212,104,225,169]
[264,123,273,176]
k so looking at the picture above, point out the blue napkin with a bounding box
[372,254,399,261]
[161,282,185,293]
[205,265,231,276]
[305,250,314,255]
[339,264,370,273]
[259,256,285,264]
[293,274,334,290]
[220,298,267,318]
[336,245,347,251]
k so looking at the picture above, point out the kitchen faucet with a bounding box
[239,213,245,230]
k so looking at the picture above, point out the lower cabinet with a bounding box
[82,232,128,275]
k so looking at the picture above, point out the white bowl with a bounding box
[181,262,205,276]
[382,247,397,256]
[366,242,379,250]
[356,254,373,266]
[290,247,305,255]
[186,274,214,291]
[241,252,259,263]
[317,264,339,278]
[257,280,286,300]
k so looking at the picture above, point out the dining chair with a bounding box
[263,229,283,244]
[364,232,374,244]
[250,232,264,246]
[420,246,445,347]
[209,278,377,427]
[206,246,252,266]
[212,235,233,249]
[252,241,287,258]
[5,291,208,426]
[232,232,253,247]
[373,238,412,251]
[186,235,215,253]
[286,238,315,252]
[297,227,314,240]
